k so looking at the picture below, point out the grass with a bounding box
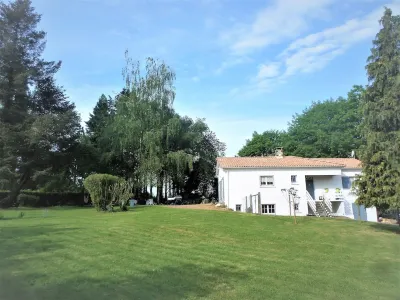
[0,206,399,300]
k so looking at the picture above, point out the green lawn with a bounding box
[0,206,399,300]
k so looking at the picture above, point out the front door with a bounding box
[306,178,315,200]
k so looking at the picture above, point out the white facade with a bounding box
[217,164,377,222]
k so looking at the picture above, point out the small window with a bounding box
[235,204,241,212]
[261,204,275,214]
[294,203,299,211]
[291,175,297,184]
[342,176,354,189]
[260,176,274,187]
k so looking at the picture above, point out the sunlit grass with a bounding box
[0,206,399,300]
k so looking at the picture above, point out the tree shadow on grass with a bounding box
[0,225,81,261]
[368,222,400,234]
[0,224,248,300]
[1,262,247,300]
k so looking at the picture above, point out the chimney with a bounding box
[275,147,284,158]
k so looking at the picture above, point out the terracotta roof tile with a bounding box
[310,158,362,169]
[217,156,362,169]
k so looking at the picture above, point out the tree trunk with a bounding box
[142,176,147,195]
[164,173,168,200]
[0,170,29,208]
[157,172,163,204]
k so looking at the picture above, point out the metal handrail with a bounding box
[306,190,314,202]
[306,191,319,216]
[322,195,333,212]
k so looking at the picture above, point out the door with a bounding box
[352,203,367,221]
[306,178,315,200]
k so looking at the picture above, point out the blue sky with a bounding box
[32,0,400,156]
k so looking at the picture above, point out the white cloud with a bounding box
[257,62,281,79]
[230,1,400,98]
[280,2,400,78]
[221,0,333,55]
[215,56,252,74]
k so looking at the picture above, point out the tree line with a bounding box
[0,0,398,212]
[238,85,364,158]
[0,0,225,207]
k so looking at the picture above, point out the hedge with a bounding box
[0,190,87,207]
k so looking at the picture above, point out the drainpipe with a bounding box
[227,170,230,208]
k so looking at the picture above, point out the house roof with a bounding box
[309,158,362,169]
[216,156,362,169]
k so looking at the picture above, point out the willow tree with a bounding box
[356,8,400,212]
[110,52,193,202]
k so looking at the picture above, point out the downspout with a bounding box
[227,170,230,208]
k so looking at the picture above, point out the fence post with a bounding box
[258,192,261,215]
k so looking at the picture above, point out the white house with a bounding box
[216,150,377,222]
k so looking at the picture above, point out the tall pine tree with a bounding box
[86,94,114,139]
[356,8,400,211]
[0,0,81,205]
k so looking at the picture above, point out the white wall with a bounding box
[366,207,378,222]
[218,166,378,222]
[220,167,342,216]
[313,176,343,201]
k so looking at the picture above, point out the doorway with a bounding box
[306,177,315,200]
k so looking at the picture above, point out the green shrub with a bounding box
[17,211,25,218]
[83,174,124,211]
[17,194,40,207]
[109,179,134,211]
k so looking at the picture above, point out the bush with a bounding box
[109,180,134,211]
[83,174,124,211]
[17,194,40,207]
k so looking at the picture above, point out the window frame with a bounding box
[341,176,354,190]
[260,175,275,187]
[261,204,276,215]
[291,175,298,185]
[235,204,242,212]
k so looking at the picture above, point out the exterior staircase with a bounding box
[315,201,332,217]
[307,191,332,217]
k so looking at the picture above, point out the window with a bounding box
[342,176,354,189]
[235,204,241,212]
[262,204,275,214]
[291,175,297,184]
[260,176,274,187]
[294,203,299,211]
